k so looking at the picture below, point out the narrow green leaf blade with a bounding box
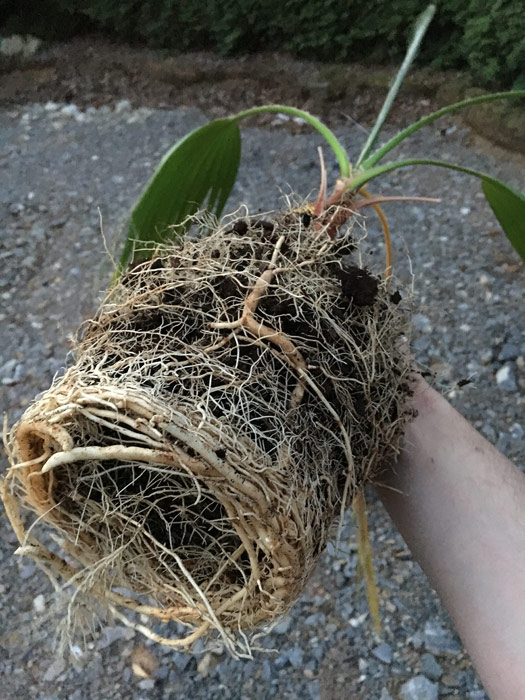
[362,90,525,169]
[482,178,525,260]
[348,158,525,260]
[355,4,436,167]
[119,118,241,270]
[233,104,350,177]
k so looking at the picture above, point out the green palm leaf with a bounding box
[119,118,241,270]
[482,178,525,260]
[348,159,525,260]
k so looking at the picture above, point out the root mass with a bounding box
[2,207,414,655]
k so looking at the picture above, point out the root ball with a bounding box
[2,208,414,655]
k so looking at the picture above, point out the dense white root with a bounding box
[2,206,413,656]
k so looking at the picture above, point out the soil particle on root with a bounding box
[338,263,379,306]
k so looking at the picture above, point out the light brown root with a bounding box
[2,207,414,656]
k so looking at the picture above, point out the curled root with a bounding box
[2,206,414,656]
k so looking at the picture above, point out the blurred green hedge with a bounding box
[2,0,524,88]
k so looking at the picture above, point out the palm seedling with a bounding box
[2,5,523,657]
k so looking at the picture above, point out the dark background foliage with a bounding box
[2,0,524,88]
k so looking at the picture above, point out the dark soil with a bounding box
[338,264,379,306]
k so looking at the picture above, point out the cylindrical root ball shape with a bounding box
[2,208,414,656]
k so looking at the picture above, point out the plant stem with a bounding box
[359,186,393,278]
[233,105,351,178]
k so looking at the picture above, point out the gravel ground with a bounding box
[0,48,524,700]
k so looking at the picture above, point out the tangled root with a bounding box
[2,206,414,656]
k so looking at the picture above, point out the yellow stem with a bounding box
[359,186,392,279]
[354,489,381,634]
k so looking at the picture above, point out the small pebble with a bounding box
[495,364,517,392]
[307,679,321,700]
[42,658,66,683]
[478,273,492,286]
[498,343,519,362]
[358,657,368,672]
[32,594,45,614]
[413,313,432,333]
[304,613,326,626]
[420,653,443,681]
[379,689,395,700]
[9,202,24,215]
[273,616,292,634]
[479,348,492,365]
[171,651,191,672]
[372,643,393,664]
[60,104,81,119]
[19,564,36,580]
[423,620,461,655]
[1,358,17,378]
[138,679,155,690]
[115,99,132,113]
[50,216,68,228]
[481,423,496,442]
[261,659,272,681]
[441,673,460,687]
[287,646,304,668]
[400,675,438,700]
[97,626,135,649]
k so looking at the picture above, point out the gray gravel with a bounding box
[0,83,523,700]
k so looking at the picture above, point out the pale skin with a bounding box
[375,375,525,700]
